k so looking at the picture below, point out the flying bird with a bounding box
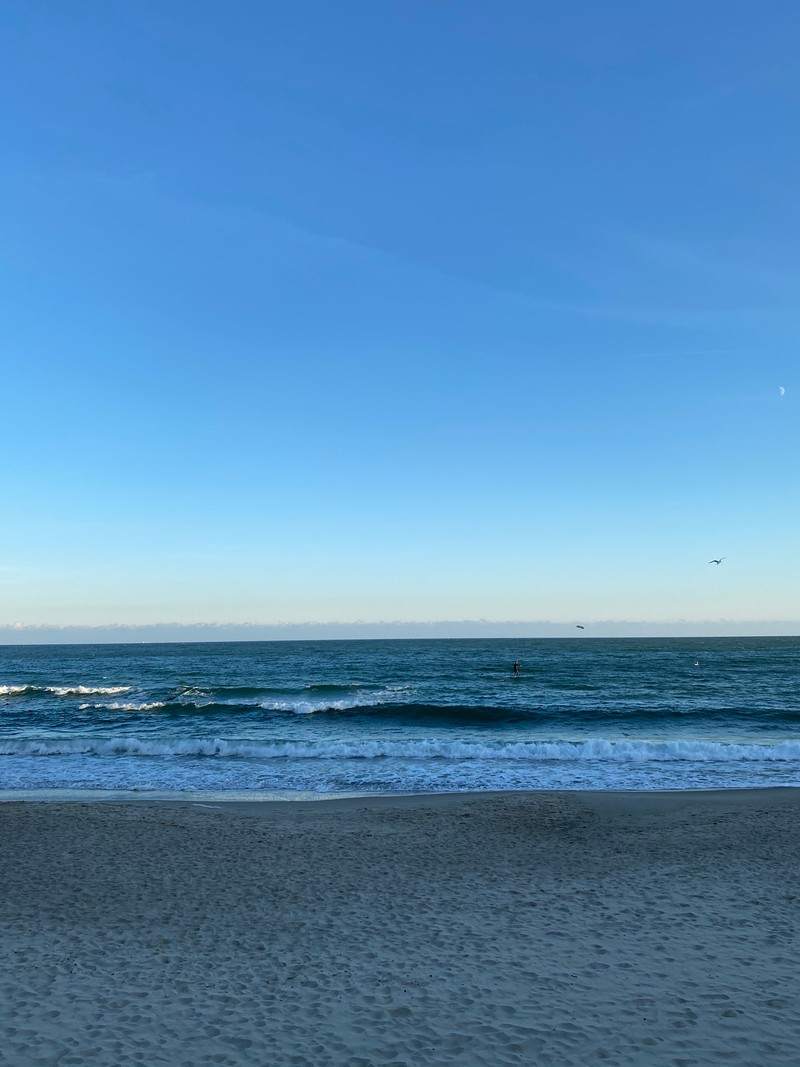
[708,557,726,565]
[576,624,585,629]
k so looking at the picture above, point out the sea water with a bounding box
[1,637,799,797]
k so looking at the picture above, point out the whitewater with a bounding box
[1,637,798,797]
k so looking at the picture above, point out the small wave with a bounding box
[0,684,133,697]
[83,689,416,717]
[77,697,396,716]
[51,686,134,696]
[258,690,410,715]
[4,737,800,762]
[245,701,800,725]
[177,682,405,699]
[105,702,167,712]
[80,700,219,714]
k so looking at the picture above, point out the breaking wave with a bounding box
[4,736,800,762]
[0,685,133,697]
[28,698,800,726]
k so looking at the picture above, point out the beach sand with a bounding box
[2,789,799,1066]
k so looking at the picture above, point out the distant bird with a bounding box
[708,557,726,565]
[576,624,585,629]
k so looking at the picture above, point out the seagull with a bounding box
[708,557,726,565]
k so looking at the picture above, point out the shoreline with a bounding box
[2,783,800,808]
[3,788,800,1065]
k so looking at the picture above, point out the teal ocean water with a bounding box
[1,637,799,797]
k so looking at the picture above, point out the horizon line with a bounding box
[1,619,798,645]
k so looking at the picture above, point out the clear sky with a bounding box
[1,1,798,639]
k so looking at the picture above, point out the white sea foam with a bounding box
[4,737,800,762]
[1,684,134,696]
[73,689,409,716]
[50,686,134,696]
[79,700,196,713]
[258,686,414,715]
[105,702,167,712]
[260,698,380,715]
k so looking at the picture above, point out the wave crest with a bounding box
[3,736,800,763]
[0,684,133,697]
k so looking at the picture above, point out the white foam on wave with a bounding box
[35,686,413,716]
[4,737,800,762]
[259,686,414,715]
[1,684,134,696]
[260,699,369,715]
[51,685,134,696]
[102,702,166,712]
[79,700,206,713]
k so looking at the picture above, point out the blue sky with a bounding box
[1,0,798,637]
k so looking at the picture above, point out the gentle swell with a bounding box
[60,699,800,724]
[178,682,383,698]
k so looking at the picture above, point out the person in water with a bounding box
[513,661,521,676]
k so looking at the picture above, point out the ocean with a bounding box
[1,637,799,798]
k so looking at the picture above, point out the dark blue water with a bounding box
[1,637,799,796]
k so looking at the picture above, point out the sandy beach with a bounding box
[2,790,799,1066]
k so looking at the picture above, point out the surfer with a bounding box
[513,661,520,676]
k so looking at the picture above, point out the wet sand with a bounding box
[2,789,799,1066]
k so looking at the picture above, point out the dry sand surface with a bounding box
[1,789,800,1066]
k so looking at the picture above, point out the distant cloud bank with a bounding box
[0,620,798,644]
